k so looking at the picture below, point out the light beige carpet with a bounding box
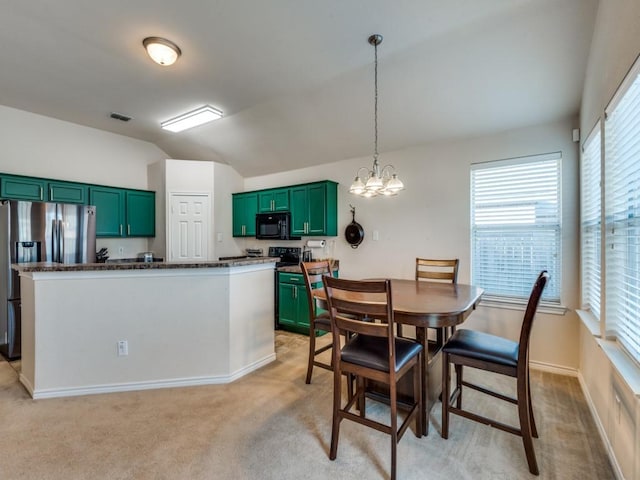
[0,332,614,480]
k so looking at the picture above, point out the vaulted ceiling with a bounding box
[0,0,598,177]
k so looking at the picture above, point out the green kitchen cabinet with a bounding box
[90,186,126,237]
[258,188,290,213]
[290,181,338,236]
[126,190,155,237]
[0,175,87,203]
[0,175,47,201]
[232,192,258,237]
[89,187,155,238]
[277,272,312,334]
[277,270,337,335]
[48,181,87,204]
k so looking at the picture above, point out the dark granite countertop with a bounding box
[12,257,279,273]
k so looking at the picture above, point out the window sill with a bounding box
[576,309,601,337]
[480,296,567,315]
[597,339,640,397]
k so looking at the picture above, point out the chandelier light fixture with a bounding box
[350,34,404,198]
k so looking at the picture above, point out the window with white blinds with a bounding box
[604,60,640,361]
[580,123,601,319]
[471,153,561,302]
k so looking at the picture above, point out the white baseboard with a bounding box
[577,372,625,480]
[26,353,277,400]
[530,360,578,377]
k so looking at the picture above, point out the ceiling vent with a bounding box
[110,112,132,122]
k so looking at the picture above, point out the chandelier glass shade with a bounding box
[349,34,404,198]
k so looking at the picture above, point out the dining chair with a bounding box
[441,271,549,475]
[415,257,459,283]
[398,257,460,338]
[301,260,334,384]
[323,276,423,480]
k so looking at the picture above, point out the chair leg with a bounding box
[357,376,366,418]
[518,373,539,475]
[329,365,342,461]
[414,355,423,437]
[442,351,450,439]
[454,364,463,409]
[528,369,538,438]
[305,327,317,384]
[390,375,398,480]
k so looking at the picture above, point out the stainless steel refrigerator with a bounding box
[0,200,96,360]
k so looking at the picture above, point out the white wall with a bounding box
[148,159,244,260]
[0,104,168,258]
[245,117,581,369]
[577,1,640,478]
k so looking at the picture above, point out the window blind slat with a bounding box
[581,123,601,317]
[605,64,640,363]
[471,154,560,301]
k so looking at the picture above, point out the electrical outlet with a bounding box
[117,340,128,356]
[217,232,223,242]
[372,230,380,241]
[118,246,124,255]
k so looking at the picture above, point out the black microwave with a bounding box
[256,212,294,240]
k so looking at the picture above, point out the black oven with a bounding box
[256,212,292,240]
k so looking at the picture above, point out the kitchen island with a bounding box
[13,257,278,399]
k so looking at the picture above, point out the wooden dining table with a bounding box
[314,278,483,436]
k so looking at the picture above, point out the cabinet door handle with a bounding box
[127,224,131,235]
[49,187,53,200]
[119,224,123,236]
[39,186,43,201]
[294,286,297,299]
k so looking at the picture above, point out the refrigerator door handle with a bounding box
[52,218,59,263]
[58,219,64,263]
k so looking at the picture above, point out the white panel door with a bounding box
[169,194,210,262]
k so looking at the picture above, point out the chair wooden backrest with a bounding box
[323,276,395,360]
[300,260,332,320]
[517,271,549,367]
[415,258,459,283]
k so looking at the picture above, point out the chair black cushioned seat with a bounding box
[443,328,519,368]
[342,335,423,372]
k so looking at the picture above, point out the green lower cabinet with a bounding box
[278,273,310,334]
[277,271,335,335]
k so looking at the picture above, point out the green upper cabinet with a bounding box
[0,175,88,204]
[90,186,126,237]
[232,180,337,238]
[0,175,46,201]
[126,190,155,237]
[258,188,290,213]
[232,192,258,237]
[290,181,337,236]
[89,187,155,238]
[48,181,87,204]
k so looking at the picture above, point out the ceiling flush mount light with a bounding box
[143,36,181,66]
[350,34,404,198]
[161,105,223,132]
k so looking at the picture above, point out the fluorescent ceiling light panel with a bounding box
[161,105,223,132]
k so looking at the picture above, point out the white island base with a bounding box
[18,262,276,399]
